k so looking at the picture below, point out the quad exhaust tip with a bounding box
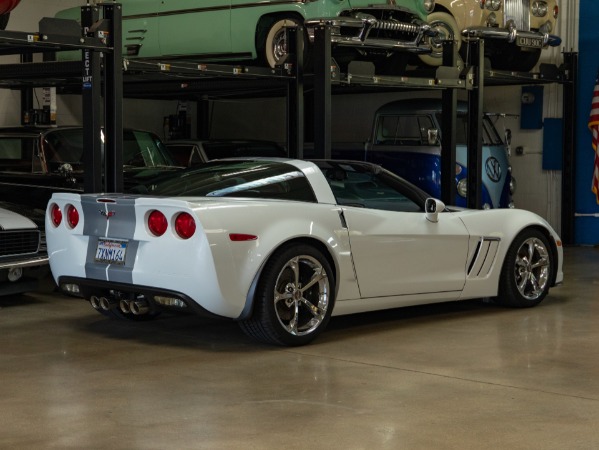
[90,295,150,315]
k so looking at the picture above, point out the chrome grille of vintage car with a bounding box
[372,20,420,34]
[504,0,531,31]
[0,230,40,257]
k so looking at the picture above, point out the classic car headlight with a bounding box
[486,0,501,11]
[423,0,435,13]
[532,1,548,17]
[487,12,498,26]
[553,4,559,19]
[457,178,468,197]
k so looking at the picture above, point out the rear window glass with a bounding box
[145,161,317,202]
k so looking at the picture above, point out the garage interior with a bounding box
[1,1,599,448]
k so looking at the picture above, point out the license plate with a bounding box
[517,36,543,48]
[95,238,128,265]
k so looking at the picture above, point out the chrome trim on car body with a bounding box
[461,27,560,47]
[123,1,311,21]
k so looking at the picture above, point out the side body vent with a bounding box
[467,237,501,279]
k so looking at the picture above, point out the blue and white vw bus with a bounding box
[362,99,515,209]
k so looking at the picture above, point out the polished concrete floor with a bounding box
[1,247,598,449]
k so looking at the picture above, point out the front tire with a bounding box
[496,229,553,307]
[418,11,462,67]
[239,243,335,346]
[263,18,302,68]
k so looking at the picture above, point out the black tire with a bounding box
[496,229,553,308]
[239,243,335,346]
[258,16,312,69]
[0,13,9,31]
[418,11,462,67]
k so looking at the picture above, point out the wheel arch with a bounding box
[521,225,561,288]
[237,235,339,321]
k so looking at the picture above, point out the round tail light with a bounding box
[174,212,196,239]
[66,204,79,228]
[148,210,168,236]
[50,203,62,227]
[553,5,558,19]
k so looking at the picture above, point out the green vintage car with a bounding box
[57,0,435,71]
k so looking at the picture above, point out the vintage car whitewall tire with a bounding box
[239,243,335,346]
[418,11,461,67]
[496,228,553,308]
[264,17,302,68]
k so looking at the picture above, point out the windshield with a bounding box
[202,141,287,160]
[42,128,177,169]
[141,160,317,202]
[123,130,176,167]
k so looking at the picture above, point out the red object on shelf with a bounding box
[0,0,21,15]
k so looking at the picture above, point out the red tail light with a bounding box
[553,5,558,18]
[50,203,62,227]
[174,212,196,239]
[148,210,168,236]
[66,204,79,228]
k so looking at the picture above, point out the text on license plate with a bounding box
[95,238,128,265]
[517,36,543,48]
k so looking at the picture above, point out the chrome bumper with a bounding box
[0,254,49,270]
[305,17,436,54]
[461,27,561,48]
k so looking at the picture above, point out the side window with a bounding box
[0,138,36,173]
[377,115,426,145]
[230,173,317,202]
[326,168,421,212]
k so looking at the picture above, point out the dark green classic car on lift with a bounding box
[57,0,436,72]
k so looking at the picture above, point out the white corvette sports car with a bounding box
[46,159,563,346]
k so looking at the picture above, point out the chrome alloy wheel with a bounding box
[273,255,330,336]
[514,237,550,301]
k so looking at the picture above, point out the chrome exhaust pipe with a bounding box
[90,296,102,310]
[99,296,118,311]
[130,299,150,315]
[119,299,131,314]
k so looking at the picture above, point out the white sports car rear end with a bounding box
[46,159,563,346]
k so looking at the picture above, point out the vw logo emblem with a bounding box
[485,157,502,183]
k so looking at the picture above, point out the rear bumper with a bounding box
[462,27,561,48]
[305,17,435,54]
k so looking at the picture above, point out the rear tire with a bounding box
[239,243,335,346]
[495,229,553,308]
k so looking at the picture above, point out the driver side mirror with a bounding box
[427,128,439,145]
[425,198,445,223]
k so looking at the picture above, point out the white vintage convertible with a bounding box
[46,159,563,346]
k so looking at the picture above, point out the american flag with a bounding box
[589,78,599,204]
